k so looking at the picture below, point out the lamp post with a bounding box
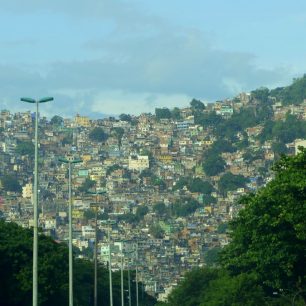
[87,190,106,306]
[21,96,53,306]
[59,157,82,306]
[135,242,139,306]
[121,253,124,306]
[102,220,116,306]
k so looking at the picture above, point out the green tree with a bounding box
[171,107,181,120]
[15,141,34,156]
[119,113,132,122]
[218,172,248,195]
[1,175,22,193]
[202,155,226,176]
[221,149,306,295]
[136,205,149,220]
[155,108,171,120]
[89,127,108,142]
[153,202,168,216]
[112,127,125,147]
[78,178,96,193]
[50,115,64,126]
[188,178,214,194]
[149,224,165,239]
[190,99,205,111]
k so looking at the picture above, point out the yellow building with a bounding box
[75,114,91,127]
[22,183,33,199]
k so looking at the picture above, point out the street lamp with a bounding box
[59,157,82,306]
[21,96,53,306]
[87,190,106,306]
[101,219,116,306]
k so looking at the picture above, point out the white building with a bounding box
[128,155,149,171]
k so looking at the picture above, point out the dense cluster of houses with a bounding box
[0,93,305,300]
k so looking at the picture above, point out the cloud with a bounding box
[0,0,292,118]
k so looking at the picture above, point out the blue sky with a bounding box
[1,0,306,118]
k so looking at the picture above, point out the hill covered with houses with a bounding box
[0,75,306,301]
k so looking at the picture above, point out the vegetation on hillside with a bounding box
[163,149,306,306]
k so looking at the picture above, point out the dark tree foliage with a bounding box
[270,74,306,105]
[136,205,149,219]
[88,127,108,142]
[106,164,122,176]
[251,87,270,103]
[259,114,306,143]
[15,141,34,156]
[1,175,22,193]
[190,99,205,111]
[149,224,165,239]
[171,107,181,120]
[119,113,132,122]
[0,221,156,306]
[172,198,200,217]
[187,178,214,194]
[155,108,172,120]
[153,202,167,216]
[218,172,248,195]
[202,155,226,176]
[78,178,96,193]
[202,194,217,205]
[221,149,306,294]
[50,115,64,126]
[194,111,223,127]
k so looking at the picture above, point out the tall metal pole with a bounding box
[21,97,53,306]
[128,264,131,306]
[135,243,139,306]
[68,162,73,306]
[121,254,124,306]
[94,198,98,306]
[108,225,113,306]
[33,101,39,306]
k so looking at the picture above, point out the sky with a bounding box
[1,0,306,118]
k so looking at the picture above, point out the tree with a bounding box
[221,149,306,296]
[78,178,96,193]
[0,221,156,306]
[50,115,64,126]
[119,113,132,122]
[188,178,214,194]
[190,99,205,111]
[203,155,226,176]
[218,172,248,195]
[153,202,168,216]
[88,127,108,142]
[149,224,165,239]
[155,108,171,120]
[136,205,149,220]
[171,107,181,120]
[15,141,34,156]
[1,175,22,193]
[112,127,124,147]
[172,198,200,217]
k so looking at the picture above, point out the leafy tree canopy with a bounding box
[202,155,226,176]
[15,141,34,156]
[190,99,205,111]
[119,113,132,122]
[187,178,214,194]
[221,149,306,293]
[1,175,22,193]
[50,115,64,126]
[78,178,96,193]
[88,127,108,142]
[155,108,171,120]
[218,172,248,195]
